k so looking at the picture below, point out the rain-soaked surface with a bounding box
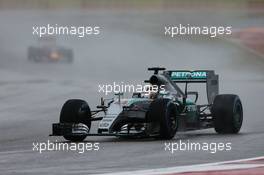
[0,2,264,174]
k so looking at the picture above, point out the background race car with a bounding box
[27,36,73,63]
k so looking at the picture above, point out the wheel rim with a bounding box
[78,104,91,132]
[168,106,177,131]
[233,102,243,129]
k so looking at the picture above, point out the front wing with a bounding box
[50,123,151,137]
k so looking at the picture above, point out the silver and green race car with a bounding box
[50,67,243,141]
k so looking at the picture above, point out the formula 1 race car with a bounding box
[28,36,73,63]
[50,67,243,141]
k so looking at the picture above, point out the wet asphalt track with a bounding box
[0,9,264,174]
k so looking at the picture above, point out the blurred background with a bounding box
[0,0,264,174]
[0,0,263,10]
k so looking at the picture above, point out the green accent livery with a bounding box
[170,71,207,80]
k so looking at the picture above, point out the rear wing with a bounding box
[165,70,219,104]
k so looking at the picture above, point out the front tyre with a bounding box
[148,98,178,139]
[60,99,91,141]
[212,94,243,134]
[27,47,36,61]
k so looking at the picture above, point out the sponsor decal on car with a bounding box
[171,71,207,79]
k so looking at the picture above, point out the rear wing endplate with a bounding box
[165,70,219,104]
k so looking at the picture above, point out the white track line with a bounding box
[101,156,264,175]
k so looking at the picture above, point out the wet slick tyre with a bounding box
[212,94,243,134]
[60,99,91,142]
[149,98,178,139]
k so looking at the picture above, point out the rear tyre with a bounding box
[61,49,73,63]
[212,94,243,134]
[148,98,178,139]
[60,99,91,141]
[66,50,74,63]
